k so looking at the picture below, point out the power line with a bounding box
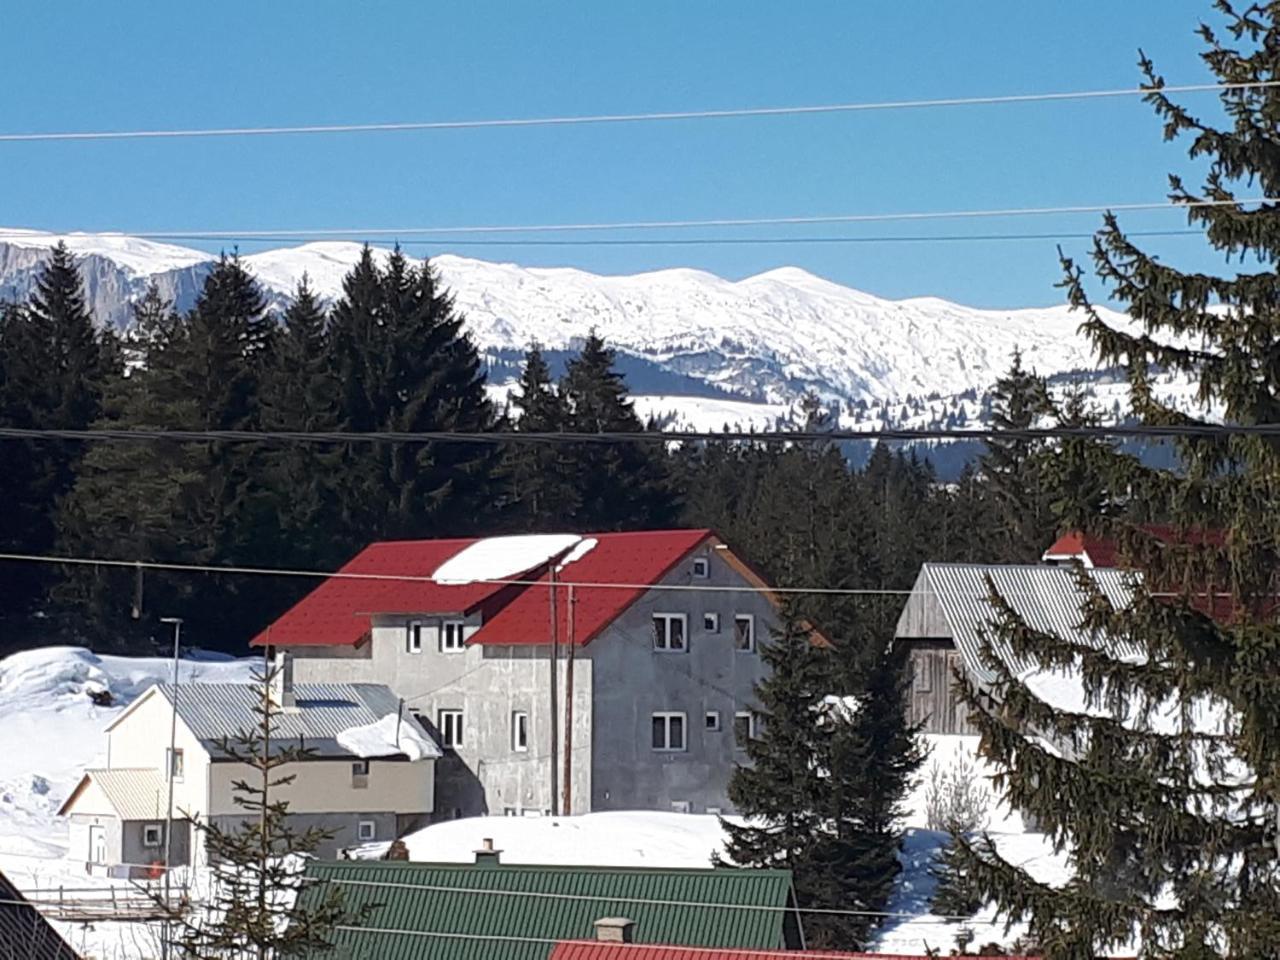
[0,422,1267,446]
[322,875,975,923]
[91,228,1206,249]
[52,196,1278,239]
[0,80,1272,143]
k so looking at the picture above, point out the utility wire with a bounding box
[49,196,1279,239]
[0,422,1268,446]
[0,80,1273,143]
[112,228,1205,248]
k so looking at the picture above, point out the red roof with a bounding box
[550,943,1035,960]
[252,529,726,649]
[1043,525,1226,569]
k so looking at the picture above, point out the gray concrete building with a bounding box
[262,529,782,819]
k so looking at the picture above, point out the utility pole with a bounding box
[562,584,576,816]
[158,616,183,960]
[548,567,559,817]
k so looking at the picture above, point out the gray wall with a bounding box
[122,818,191,870]
[904,641,977,735]
[209,812,398,858]
[589,545,772,814]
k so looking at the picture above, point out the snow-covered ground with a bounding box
[0,646,1050,957]
[0,646,255,959]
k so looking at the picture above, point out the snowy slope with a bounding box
[0,229,1137,414]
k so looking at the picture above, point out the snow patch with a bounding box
[430,534,582,585]
[555,537,598,571]
[336,713,442,761]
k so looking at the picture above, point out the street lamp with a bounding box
[158,617,183,960]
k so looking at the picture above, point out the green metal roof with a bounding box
[302,859,797,960]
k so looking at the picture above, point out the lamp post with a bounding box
[158,617,183,960]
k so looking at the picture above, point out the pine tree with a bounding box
[561,331,678,530]
[329,247,497,541]
[168,666,368,959]
[0,243,117,632]
[948,6,1280,955]
[494,343,580,529]
[980,350,1054,562]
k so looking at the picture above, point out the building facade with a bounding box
[263,530,781,819]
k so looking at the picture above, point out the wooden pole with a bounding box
[562,584,576,816]
[548,567,559,816]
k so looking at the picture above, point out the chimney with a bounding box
[270,651,297,710]
[474,837,501,866]
[593,918,635,944]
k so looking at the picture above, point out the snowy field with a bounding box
[0,645,1051,957]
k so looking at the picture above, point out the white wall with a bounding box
[107,688,211,821]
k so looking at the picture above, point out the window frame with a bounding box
[406,620,424,655]
[511,710,529,752]
[733,614,756,653]
[351,760,370,788]
[652,613,688,653]
[438,708,464,749]
[166,747,184,782]
[142,823,163,848]
[440,619,467,653]
[357,820,377,842]
[651,711,687,752]
[734,710,757,747]
[703,612,719,633]
[691,558,710,579]
[704,710,721,731]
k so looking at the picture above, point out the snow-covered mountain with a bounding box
[0,228,1135,420]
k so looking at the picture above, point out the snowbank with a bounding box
[430,534,582,584]
[400,811,734,868]
[336,713,442,761]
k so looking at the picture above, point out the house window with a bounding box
[705,710,721,731]
[166,748,184,782]
[692,558,709,578]
[503,808,518,817]
[651,712,686,752]
[352,760,369,788]
[357,820,377,842]
[913,659,932,694]
[512,711,529,752]
[652,613,687,652]
[734,711,757,747]
[438,709,464,749]
[734,615,755,652]
[440,620,467,652]
[703,612,719,632]
[671,800,691,814]
[142,823,163,848]
[406,621,424,654]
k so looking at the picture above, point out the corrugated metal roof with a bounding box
[0,869,81,960]
[912,563,1142,684]
[80,768,167,821]
[254,530,720,651]
[550,944,1029,960]
[301,860,794,960]
[155,682,434,758]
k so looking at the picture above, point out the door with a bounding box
[88,825,107,865]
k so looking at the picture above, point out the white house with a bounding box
[58,663,440,876]
[254,529,806,820]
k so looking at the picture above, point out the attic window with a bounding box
[692,558,710,578]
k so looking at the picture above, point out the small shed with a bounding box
[893,563,1137,735]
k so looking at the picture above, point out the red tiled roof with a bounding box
[550,943,1036,960]
[476,529,716,646]
[1043,525,1226,569]
[252,529,720,649]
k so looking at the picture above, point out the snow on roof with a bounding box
[429,534,582,585]
[335,712,441,761]
[146,681,431,759]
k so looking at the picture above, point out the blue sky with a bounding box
[0,1,1246,306]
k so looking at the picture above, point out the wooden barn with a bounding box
[893,562,1137,735]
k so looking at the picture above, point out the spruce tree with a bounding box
[980,350,1055,562]
[328,247,496,541]
[168,666,368,958]
[949,6,1280,955]
[561,331,677,530]
[494,343,580,529]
